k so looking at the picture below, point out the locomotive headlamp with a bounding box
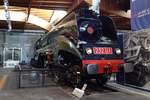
[79,21,94,35]
[86,48,93,54]
[115,48,121,55]
[87,26,94,34]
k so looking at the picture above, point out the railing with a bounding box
[15,65,56,88]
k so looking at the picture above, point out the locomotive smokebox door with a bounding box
[84,64,99,75]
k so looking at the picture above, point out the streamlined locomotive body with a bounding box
[34,8,124,86]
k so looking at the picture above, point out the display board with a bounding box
[131,0,150,31]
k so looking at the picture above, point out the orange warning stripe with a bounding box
[0,75,8,90]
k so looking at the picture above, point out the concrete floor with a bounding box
[0,87,75,100]
[1,88,150,100]
[81,92,150,100]
[0,67,150,100]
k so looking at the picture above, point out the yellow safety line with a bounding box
[0,75,8,90]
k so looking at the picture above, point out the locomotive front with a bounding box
[75,8,124,84]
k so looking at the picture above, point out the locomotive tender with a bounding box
[33,8,124,86]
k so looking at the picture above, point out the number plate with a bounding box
[93,47,113,54]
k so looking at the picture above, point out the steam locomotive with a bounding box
[33,8,124,86]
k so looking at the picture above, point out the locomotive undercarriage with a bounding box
[123,31,150,86]
[124,64,150,86]
[50,64,81,87]
[47,50,111,87]
[47,50,82,87]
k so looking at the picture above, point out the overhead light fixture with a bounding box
[50,10,67,24]
[91,0,101,14]
[3,0,12,31]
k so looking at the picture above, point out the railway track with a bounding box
[60,80,119,97]
[123,84,150,92]
[60,80,150,99]
[84,81,118,95]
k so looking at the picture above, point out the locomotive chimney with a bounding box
[91,0,101,14]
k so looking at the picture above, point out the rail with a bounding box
[123,84,150,92]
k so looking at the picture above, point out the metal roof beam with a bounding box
[26,0,32,21]
[100,0,130,18]
[68,0,92,12]
[34,0,72,4]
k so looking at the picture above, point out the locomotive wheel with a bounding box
[125,64,147,87]
[133,64,147,86]
[52,71,65,85]
[126,71,146,87]
[65,65,81,87]
[138,74,146,87]
[96,75,109,86]
[51,71,60,83]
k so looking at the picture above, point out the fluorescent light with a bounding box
[50,10,67,24]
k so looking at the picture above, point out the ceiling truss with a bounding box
[0,0,130,30]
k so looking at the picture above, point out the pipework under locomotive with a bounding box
[33,8,124,86]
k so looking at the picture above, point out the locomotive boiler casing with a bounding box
[35,29,82,64]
